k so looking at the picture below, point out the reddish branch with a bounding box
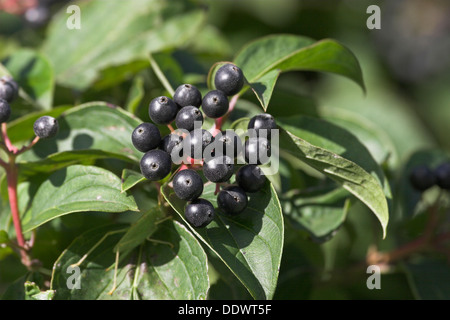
[0,122,39,268]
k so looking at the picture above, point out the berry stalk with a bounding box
[211,94,239,136]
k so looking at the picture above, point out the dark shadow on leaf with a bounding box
[72,133,94,150]
[49,167,67,187]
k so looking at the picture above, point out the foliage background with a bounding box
[0,0,449,299]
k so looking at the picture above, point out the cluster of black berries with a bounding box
[409,162,450,192]
[0,76,59,139]
[132,63,277,228]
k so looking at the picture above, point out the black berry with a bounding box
[0,76,19,103]
[131,122,161,153]
[33,116,59,139]
[244,137,271,165]
[159,133,183,154]
[201,90,229,119]
[173,84,202,108]
[248,113,277,139]
[173,169,204,201]
[184,129,214,160]
[148,96,178,125]
[217,185,248,215]
[409,165,436,191]
[213,130,243,158]
[214,63,245,96]
[185,198,215,228]
[434,162,450,190]
[140,149,172,181]
[0,98,11,123]
[175,106,203,132]
[203,155,234,183]
[236,164,266,193]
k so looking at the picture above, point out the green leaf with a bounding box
[125,75,145,114]
[405,258,450,300]
[161,181,284,300]
[51,221,209,300]
[278,116,391,199]
[6,106,71,144]
[18,102,142,164]
[281,187,351,241]
[21,165,139,232]
[249,69,281,111]
[233,34,365,109]
[114,207,165,254]
[279,127,389,238]
[18,150,129,180]
[42,0,206,90]
[0,230,9,244]
[24,282,55,300]
[121,169,146,193]
[1,49,54,109]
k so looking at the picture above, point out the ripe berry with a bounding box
[184,129,214,160]
[185,198,215,228]
[213,130,243,158]
[131,122,161,153]
[203,155,234,183]
[173,169,204,201]
[236,164,266,193]
[201,90,229,118]
[409,165,436,191]
[160,133,184,161]
[140,149,172,181]
[217,185,248,215]
[33,116,59,139]
[0,98,11,123]
[244,137,271,165]
[173,84,202,108]
[148,96,178,125]
[214,63,244,96]
[248,113,277,139]
[175,106,203,132]
[434,162,450,190]
[0,76,18,103]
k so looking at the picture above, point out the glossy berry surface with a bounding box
[244,137,271,165]
[217,185,248,215]
[236,164,266,193]
[184,129,214,160]
[214,63,244,96]
[201,90,229,118]
[409,165,436,191]
[160,134,184,163]
[248,113,277,139]
[434,162,450,190]
[203,155,234,183]
[175,106,203,132]
[33,116,59,139]
[131,122,161,152]
[140,149,172,181]
[173,84,202,108]
[173,169,204,201]
[185,198,215,228]
[213,130,243,158]
[0,76,18,103]
[0,98,11,123]
[148,96,178,125]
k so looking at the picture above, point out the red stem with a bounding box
[1,123,18,153]
[210,94,239,136]
[1,122,32,266]
[6,161,29,265]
